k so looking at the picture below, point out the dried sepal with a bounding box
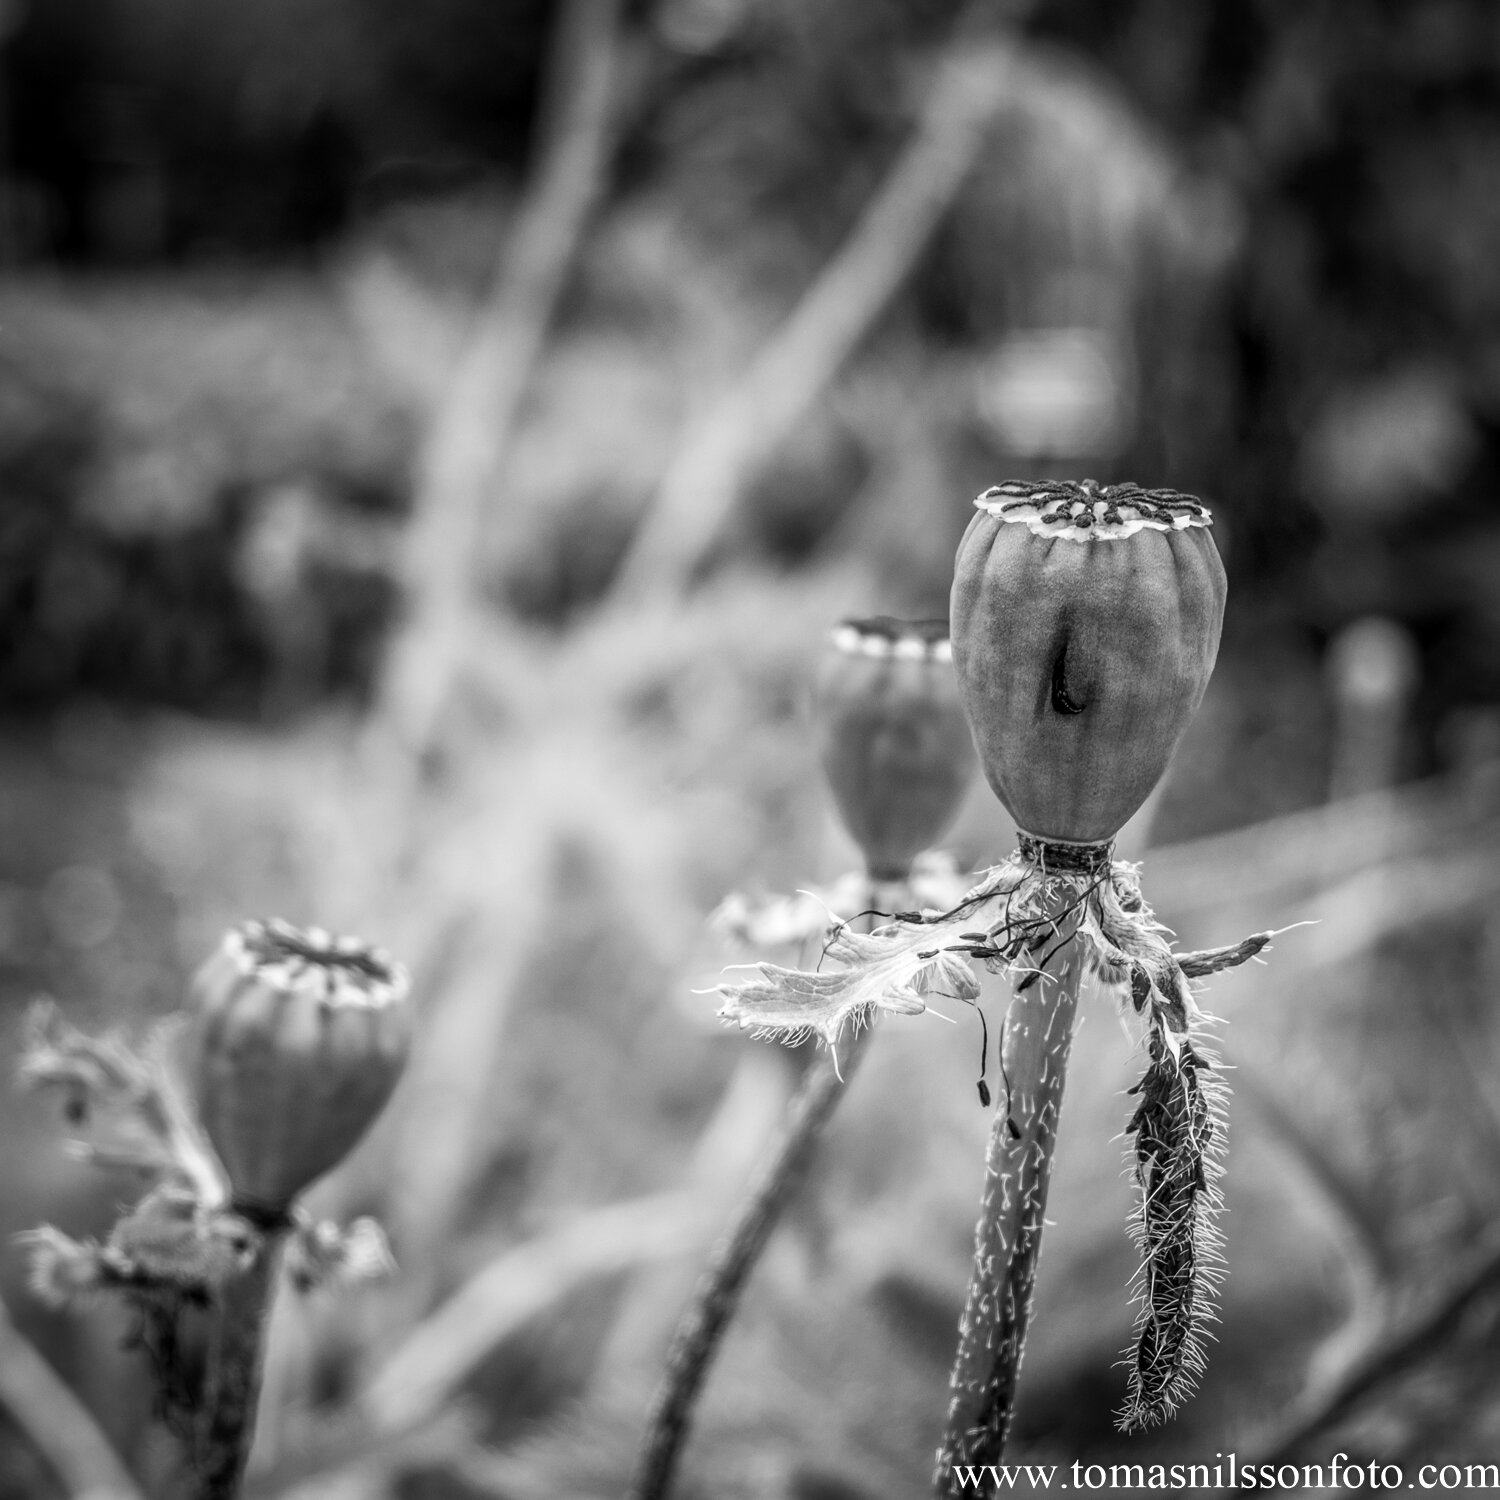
[19,1186,258,1309]
[714,860,1018,1046]
[1082,870,1200,1037]
[285,1214,395,1294]
[1118,1025,1228,1432]
[19,1001,225,1203]
[715,848,1270,1059]
[20,1184,264,1438]
[715,901,1006,1045]
[712,852,1113,1048]
[103,1184,258,1293]
[1177,931,1277,978]
[713,850,1092,1051]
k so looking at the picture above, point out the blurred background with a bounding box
[1,0,1499,1495]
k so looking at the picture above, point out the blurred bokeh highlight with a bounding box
[1,0,1499,1495]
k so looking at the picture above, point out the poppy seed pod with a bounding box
[950,480,1227,844]
[815,617,977,880]
[186,919,411,1218]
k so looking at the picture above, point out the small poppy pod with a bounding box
[186,919,412,1218]
[814,616,977,880]
[950,480,1227,844]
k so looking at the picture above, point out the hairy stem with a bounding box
[934,909,1084,1492]
[194,1231,286,1499]
[628,1024,875,1500]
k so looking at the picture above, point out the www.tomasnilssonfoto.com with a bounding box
[948,1456,1500,1491]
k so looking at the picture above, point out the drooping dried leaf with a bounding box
[1117,1027,1228,1432]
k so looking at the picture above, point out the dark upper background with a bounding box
[3,0,1498,730]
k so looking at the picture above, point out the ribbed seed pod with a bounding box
[186,919,412,1217]
[815,616,977,880]
[950,480,1227,843]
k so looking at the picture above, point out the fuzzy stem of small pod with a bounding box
[629,876,900,1500]
[934,891,1086,1491]
[193,1225,286,1499]
[629,1028,875,1500]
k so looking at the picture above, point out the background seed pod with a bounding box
[950,482,1227,844]
[186,919,412,1217]
[814,616,977,880]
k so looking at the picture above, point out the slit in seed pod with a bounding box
[1118,1027,1227,1433]
[1050,641,1086,715]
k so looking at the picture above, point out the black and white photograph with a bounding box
[0,1,1498,1496]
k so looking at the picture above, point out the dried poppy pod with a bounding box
[815,616,977,880]
[186,919,412,1218]
[950,480,1227,844]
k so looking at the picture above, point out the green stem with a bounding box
[934,908,1084,1493]
[194,1231,286,1499]
[628,1024,875,1500]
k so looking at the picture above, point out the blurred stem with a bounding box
[627,873,897,1500]
[194,1231,286,1500]
[0,1295,144,1500]
[1254,1234,1500,1468]
[628,1026,875,1500]
[609,12,1021,606]
[352,0,625,1313]
[363,1190,699,1433]
[934,906,1084,1492]
[373,0,623,781]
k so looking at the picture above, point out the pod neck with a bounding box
[1015,830,1116,875]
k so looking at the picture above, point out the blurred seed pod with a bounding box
[950,480,1226,843]
[186,919,412,1217]
[814,616,976,880]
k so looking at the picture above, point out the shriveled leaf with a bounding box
[1175,928,1285,978]
[715,912,983,1047]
